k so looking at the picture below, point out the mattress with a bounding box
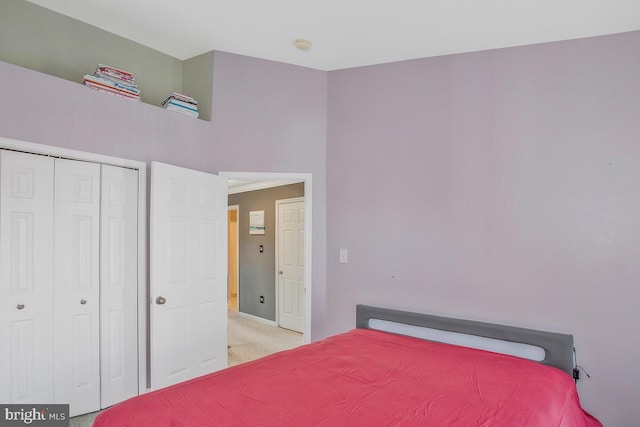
[93,328,601,426]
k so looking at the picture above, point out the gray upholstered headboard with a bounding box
[356,305,574,376]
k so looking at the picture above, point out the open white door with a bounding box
[150,162,228,390]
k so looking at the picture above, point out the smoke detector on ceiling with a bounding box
[295,39,312,51]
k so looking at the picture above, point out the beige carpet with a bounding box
[227,310,303,366]
[70,411,100,427]
[69,311,302,426]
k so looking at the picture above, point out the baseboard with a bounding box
[237,311,278,327]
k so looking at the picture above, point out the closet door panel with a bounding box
[100,165,139,408]
[0,150,54,404]
[53,158,101,417]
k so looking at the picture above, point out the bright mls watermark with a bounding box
[0,405,69,427]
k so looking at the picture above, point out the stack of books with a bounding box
[83,64,141,101]
[161,92,199,118]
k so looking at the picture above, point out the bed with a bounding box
[93,305,601,426]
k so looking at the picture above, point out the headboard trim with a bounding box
[356,305,574,376]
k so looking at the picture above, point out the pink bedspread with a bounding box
[94,329,601,426]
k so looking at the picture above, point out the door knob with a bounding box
[278,271,283,275]
[16,303,25,310]
[156,296,167,305]
[80,298,87,305]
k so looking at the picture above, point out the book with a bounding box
[97,64,135,82]
[161,98,196,110]
[84,74,140,95]
[161,93,197,107]
[164,102,199,118]
[169,92,196,103]
[83,63,142,101]
[94,71,138,89]
[84,82,141,101]
[164,100,198,113]
[160,91,199,118]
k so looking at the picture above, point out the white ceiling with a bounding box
[25,0,640,71]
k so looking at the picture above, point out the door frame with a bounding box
[0,136,148,393]
[227,205,240,311]
[220,171,312,344]
[275,197,305,330]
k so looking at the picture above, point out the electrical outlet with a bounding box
[339,248,348,263]
[259,296,265,303]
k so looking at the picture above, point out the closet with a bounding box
[0,149,139,416]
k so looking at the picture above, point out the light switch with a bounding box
[339,248,348,264]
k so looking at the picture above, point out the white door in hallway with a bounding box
[150,162,228,390]
[277,198,305,333]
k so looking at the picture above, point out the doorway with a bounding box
[221,171,312,344]
[228,205,239,311]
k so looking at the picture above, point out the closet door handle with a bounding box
[80,298,87,305]
[156,296,167,305]
[16,303,25,310]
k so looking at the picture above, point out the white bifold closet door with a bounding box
[99,164,139,409]
[0,150,139,417]
[53,158,101,416]
[0,150,55,405]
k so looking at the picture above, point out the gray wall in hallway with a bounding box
[229,183,304,321]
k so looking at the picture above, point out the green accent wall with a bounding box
[183,51,214,121]
[0,0,212,119]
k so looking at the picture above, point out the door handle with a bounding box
[16,303,25,310]
[156,296,167,305]
[80,298,87,305]
[278,271,283,275]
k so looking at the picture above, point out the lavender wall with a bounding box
[210,52,328,337]
[2,25,638,425]
[327,31,640,426]
[0,51,328,337]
